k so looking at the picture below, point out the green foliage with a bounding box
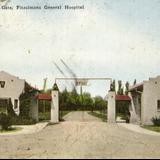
[110,80,116,91]
[88,111,107,122]
[59,111,70,121]
[53,83,59,91]
[116,101,130,123]
[59,88,107,111]
[9,92,37,125]
[94,96,107,111]
[142,125,160,132]
[117,80,122,95]
[7,99,17,117]
[0,113,12,130]
[134,79,137,85]
[0,107,7,114]
[152,117,160,126]
[83,92,94,106]
[10,116,36,125]
[125,81,130,95]
[19,92,32,118]
[38,100,51,113]
[39,112,50,121]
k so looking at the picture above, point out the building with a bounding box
[0,71,38,117]
[129,76,160,125]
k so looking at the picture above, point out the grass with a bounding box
[142,125,160,132]
[39,112,50,121]
[116,113,126,120]
[39,111,71,122]
[88,111,107,122]
[0,127,22,134]
[59,111,70,121]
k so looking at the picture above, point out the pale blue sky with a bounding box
[0,0,160,96]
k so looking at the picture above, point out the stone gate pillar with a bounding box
[107,91,116,123]
[51,83,59,123]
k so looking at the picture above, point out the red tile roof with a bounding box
[36,94,52,101]
[116,95,131,101]
[129,83,143,91]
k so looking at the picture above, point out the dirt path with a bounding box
[1,111,160,158]
[63,111,102,122]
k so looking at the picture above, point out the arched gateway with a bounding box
[50,77,115,123]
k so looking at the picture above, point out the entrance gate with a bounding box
[50,77,118,124]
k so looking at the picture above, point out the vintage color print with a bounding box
[0,0,160,159]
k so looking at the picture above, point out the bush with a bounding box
[152,117,160,126]
[10,116,36,125]
[39,112,50,121]
[0,113,12,130]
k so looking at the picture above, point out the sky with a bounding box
[0,0,160,97]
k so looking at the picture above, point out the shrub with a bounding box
[39,112,50,121]
[10,116,36,125]
[152,116,160,126]
[0,113,12,130]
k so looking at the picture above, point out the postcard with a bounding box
[0,0,160,159]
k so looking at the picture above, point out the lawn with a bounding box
[0,127,22,134]
[39,111,71,122]
[59,111,70,121]
[142,125,160,132]
[39,112,50,121]
[88,111,107,122]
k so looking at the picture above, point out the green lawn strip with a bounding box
[0,127,22,134]
[142,125,160,132]
[116,113,126,120]
[88,111,107,122]
[39,112,51,121]
[59,111,71,121]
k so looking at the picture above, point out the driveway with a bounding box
[1,111,160,159]
[63,111,102,122]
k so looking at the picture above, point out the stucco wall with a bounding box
[142,76,160,125]
[0,71,25,115]
[29,98,39,122]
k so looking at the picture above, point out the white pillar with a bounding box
[51,90,59,123]
[107,91,116,123]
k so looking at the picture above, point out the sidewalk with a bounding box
[0,122,48,136]
[118,123,160,136]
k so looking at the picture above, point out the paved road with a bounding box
[1,111,160,158]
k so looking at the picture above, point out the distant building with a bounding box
[0,71,38,116]
[129,76,160,125]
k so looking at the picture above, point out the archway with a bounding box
[51,77,112,123]
[115,95,131,123]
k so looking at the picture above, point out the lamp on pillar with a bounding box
[51,83,59,123]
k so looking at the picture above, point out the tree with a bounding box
[120,87,124,95]
[94,96,107,111]
[117,80,125,95]
[53,83,59,91]
[117,80,122,95]
[82,92,94,110]
[133,79,137,85]
[125,81,130,95]
[0,113,12,130]
[110,80,116,91]
[59,88,69,111]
